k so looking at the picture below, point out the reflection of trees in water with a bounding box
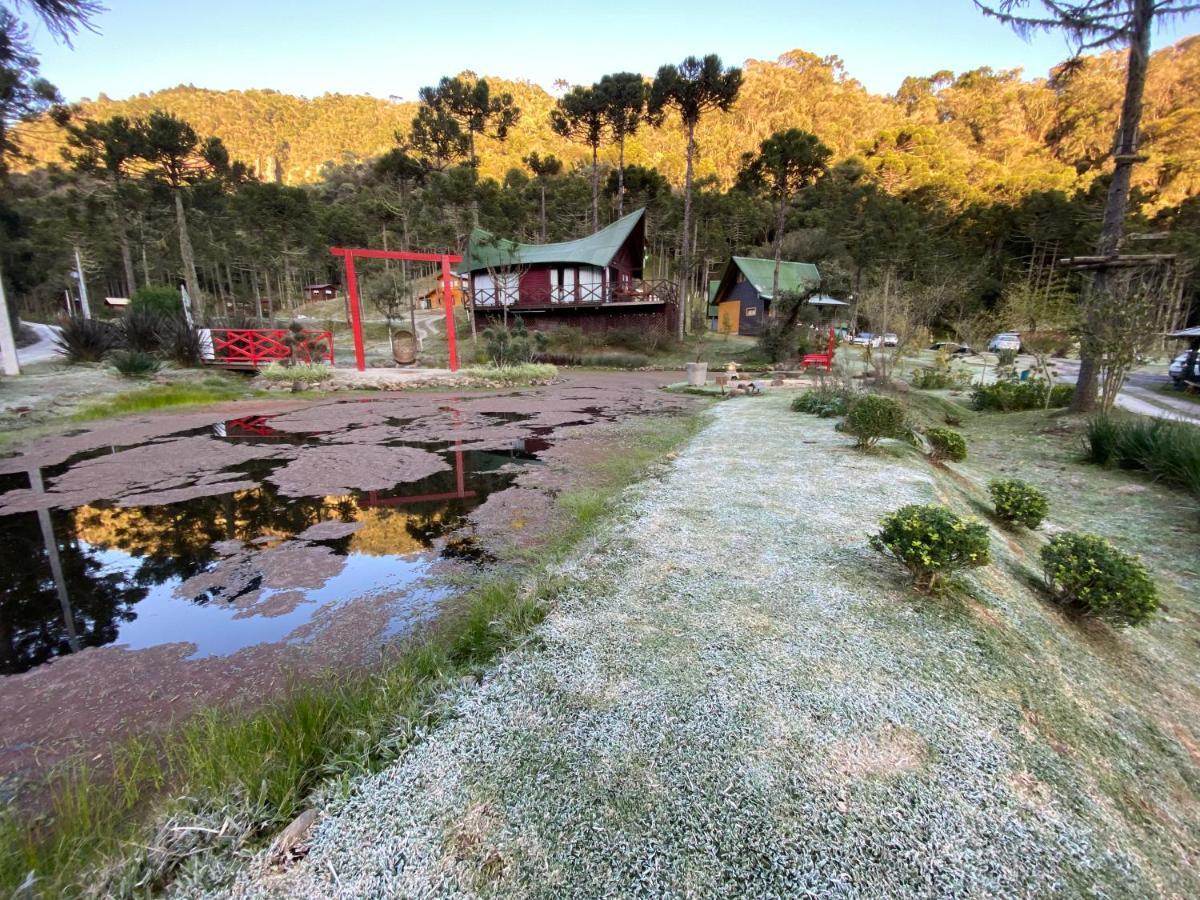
[0,509,146,675]
[1,447,527,675]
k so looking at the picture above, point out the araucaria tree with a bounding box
[416,75,520,173]
[976,0,1200,411]
[134,110,242,316]
[63,115,142,294]
[737,128,832,301]
[523,151,562,241]
[597,72,647,218]
[550,85,606,229]
[0,9,65,178]
[649,54,743,338]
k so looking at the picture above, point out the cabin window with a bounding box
[745,307,757,317]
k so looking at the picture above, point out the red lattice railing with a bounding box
[207,329,334,368]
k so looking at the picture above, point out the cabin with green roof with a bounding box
[457,208,676,333]
[711,256,826,336]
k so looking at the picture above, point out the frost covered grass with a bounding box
[0,412,706,898]
[216,393,1200,898]
[257,362,331,384]
[461,363,558,386]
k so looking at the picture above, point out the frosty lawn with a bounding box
[222,393,1198,898]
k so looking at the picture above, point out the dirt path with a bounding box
[221,394,1183,898]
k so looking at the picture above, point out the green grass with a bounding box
[70,379,260,421]
[461,363,558,386]
[1157,383,1200,405]
[0,408,707,898]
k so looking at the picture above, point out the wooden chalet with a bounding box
[458,208,675,333]
[303,283,338,302]
[711,256,830,336]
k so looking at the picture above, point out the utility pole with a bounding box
[0,266,21,376]
[73,247,92,319]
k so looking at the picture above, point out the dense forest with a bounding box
[2,36,1199,348]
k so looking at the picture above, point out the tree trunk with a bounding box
[173,190,203,317]
[540,182,547,241]
[115,222,136,298]
[253,268,264,321]
[1070,0,1153,413]
[677,121,696,341]
[591,143,599,231]
[772,193,786,306]
[617,137,626,218]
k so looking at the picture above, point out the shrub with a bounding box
[841,394,906,448]
[159,316,202,367]
[1040,532,1159,626]
[911,367,969,390]
[970,379,1072,411]
[54,317,123,362]
[129,285,182,317]
[462,363,558,386]
[925,427,967,463]
[259,362,330,384]
[607,326,667,355]
[791,386,853,418]
[119,306,165,353]
[109,350,162,377]
[996,348,1018,368]
[1083,415,1200,498]
[580,352,649,369]
[988,478,1048,529]
[482,317,549,367]
[870,503,991,592]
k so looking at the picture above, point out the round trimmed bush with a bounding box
[925,427,967,463]
[869,503,991,592]
[841,394,906,449]
[109,350,162,377]
[988,479,1048,529]
[1040,532,1158,626]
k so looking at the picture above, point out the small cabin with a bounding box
[711,257,827,337]
[421,275,467,310]
[303,283,338,302]
[458,208,674,333]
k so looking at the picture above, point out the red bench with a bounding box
[801,328,836,372]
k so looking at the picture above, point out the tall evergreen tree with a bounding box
[649,54,743,338]
[550,85,607,230]
[134,110,243,315]
[416,75,520,173]
[737,128,832,301]
[597,72,647,218]
[976,0,1200,411]
[524,151,562,241]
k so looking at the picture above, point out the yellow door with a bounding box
[718,300,740,335]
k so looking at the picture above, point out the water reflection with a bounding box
[0,418,549,676]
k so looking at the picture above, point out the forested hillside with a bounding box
[15,38,1200,210]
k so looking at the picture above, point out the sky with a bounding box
[26,0,1200,103]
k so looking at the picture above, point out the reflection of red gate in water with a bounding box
[209,328,334,369]
[358,443,470,508]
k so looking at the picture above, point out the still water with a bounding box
[0,414,548,676]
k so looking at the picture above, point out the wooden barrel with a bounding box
[391,329,417,365]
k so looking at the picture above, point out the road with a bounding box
[4,322,63,368]
[1053,358,1200,425]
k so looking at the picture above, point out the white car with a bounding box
[851,332,882,348]
[881,333,899,347]
[988,333,1022,353]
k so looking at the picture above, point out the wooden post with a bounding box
[74,247,92,320]
[345,254,366,371]
[0,266,20,376]
[442,256,458,372]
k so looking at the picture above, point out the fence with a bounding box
[206,328,334,369]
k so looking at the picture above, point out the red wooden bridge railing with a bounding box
[207,328,334,368]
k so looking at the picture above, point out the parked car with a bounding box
[881,333,899,347]
[930,341,977,356]
[851,332,882,347]
[1170,350,1198,385]
[988,332,1022,353]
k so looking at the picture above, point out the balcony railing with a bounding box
[471,278,675,309]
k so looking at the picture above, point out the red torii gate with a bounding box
[330,247,463,372]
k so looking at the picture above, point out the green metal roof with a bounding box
[707,280,721,302]
[730,256,820,299]
[458,208,645,274]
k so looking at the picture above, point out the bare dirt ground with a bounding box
[0,372,693,799]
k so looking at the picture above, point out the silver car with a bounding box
[988,333,1022,353]
[1170,350,1198,384]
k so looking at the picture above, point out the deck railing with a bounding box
[471,278,675,309]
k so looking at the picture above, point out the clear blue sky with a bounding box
[27,0,1200,102]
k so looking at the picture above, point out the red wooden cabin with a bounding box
[459,208,676,334]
